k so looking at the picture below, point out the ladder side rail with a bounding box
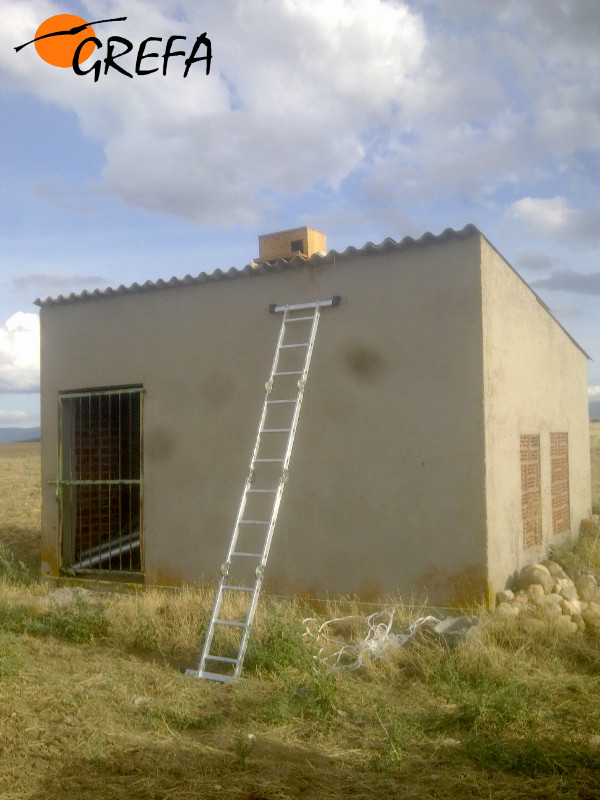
[198,586,224,672]
[258,304,321,572]
[234,570,266,677]
[281,304,321,473]
[213,306,292,574]
[251,306,290,459]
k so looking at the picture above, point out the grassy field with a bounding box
[0,430,599,799]
[0,441,41,574]
[590,421,600,508]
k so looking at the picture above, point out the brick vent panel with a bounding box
[521,434,542,549]
[551,432,570,535]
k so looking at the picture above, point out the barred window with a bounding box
[58,387,142,574]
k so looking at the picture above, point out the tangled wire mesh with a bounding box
[303,609,442,672]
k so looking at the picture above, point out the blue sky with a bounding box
[1,0,599,427]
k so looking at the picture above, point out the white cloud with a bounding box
[589,386,600,399]
[0,409,26,423]
[1,0,429,225]
[506,197,600,243]
[0,312,40,392]
[1,0,599,226]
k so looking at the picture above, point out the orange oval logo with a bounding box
[34,14,96,68]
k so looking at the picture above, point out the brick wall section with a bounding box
[520,434,542,549]
[551,432,570,535]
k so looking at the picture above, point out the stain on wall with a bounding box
[145,426,174,462]
[342,343,387,382]
[416,563,488,605]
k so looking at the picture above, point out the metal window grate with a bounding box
[58,387,143,573]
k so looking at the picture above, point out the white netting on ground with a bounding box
[302,609,444,672]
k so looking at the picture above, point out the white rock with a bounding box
[526,584,546,602]
[536,595,563,616]
[496,589,515,605]
[542,560,568,580]
[581,606,600,629]
[521,617,545,635]
[575,574,598,602]
[553,578,579,602]
[541,592,562,604]
[561,598,582,617]
[496,602,521,618]
[552,615,578,635]
[517,564,555,594]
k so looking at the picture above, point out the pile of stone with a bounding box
[495,554,600,636]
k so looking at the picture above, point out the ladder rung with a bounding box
[246,489,277,493]
[280,343,309,349]
[197,671,235,683]
[261,428,291,433]
[205,655,239,664]
[215,619,246,628]
[266,399,296,404]
[232,551,262,558]
[254,458,284,462]
[283,315,315,322]
[239,519,270,524]
[222,585,254,592]
[273,371,303,376]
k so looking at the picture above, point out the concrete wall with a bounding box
[480,238,592,595]
[39,233,489,603]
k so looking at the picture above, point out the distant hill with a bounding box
[0,427,41,444]
[590,399,600,422]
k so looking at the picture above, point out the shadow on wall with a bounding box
[342,343,388,382]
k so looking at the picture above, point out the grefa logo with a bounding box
[15,14,212,81]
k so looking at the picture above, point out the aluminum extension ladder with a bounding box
[188,296,340,682]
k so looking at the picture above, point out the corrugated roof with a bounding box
[33,223,480,308]
[32,222,589,358]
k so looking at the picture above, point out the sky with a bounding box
[1,0,599,428]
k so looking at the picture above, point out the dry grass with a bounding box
[0,436,600,798]
[1,589,600,799]
[0,441,41,574]
[590,421,600,507]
